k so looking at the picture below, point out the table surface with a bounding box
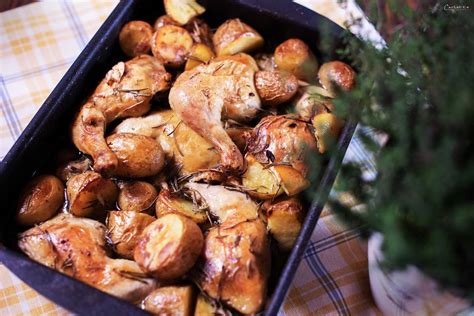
[0,1,380,315]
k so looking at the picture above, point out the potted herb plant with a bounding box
[327,1,474,314]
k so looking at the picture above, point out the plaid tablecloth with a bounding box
[0,1,380,315]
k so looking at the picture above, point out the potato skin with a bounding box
[134,214,204,280]
[142,285,195,316]
[55,156,92,182]
[246,115,318,175]
[313,113,344,153]
[155,189,207,224]
[118,181,158,212]
[151,25,193,68]
[106,210,155,259]
[106,133,165,178]
[197,219,270,314]
[318,61,356,94]
[213,19,264,56]
[274,38,319,82]
[119,20,154,57]
[254,70,299,106]
[16,175,64,226]
[67,171,118,218]
[185,18,213,47]
[293,85,334,121]
[154,15,179,30]
[265,197,305,251]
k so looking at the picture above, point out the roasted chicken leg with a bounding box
[169,57,261,173]
[72,55,171,176]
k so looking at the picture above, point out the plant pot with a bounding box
[368,233,470,315]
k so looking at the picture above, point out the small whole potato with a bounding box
[106,133,165,178]
[118,181,158,212]
[151,25,193,68]
[106,210,155,259]
[313,113,344,153]
[213,19,264,56]
[119,20,154,57]
[134,213,204,280]
[67,171,118,218]
[142,285,195,315]
[154,15,179,30]
[274,38,319,82]
[318,61,356,95]
[16,175,64,226]
[254,70,299,106]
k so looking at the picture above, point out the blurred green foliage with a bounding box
[329,1,474,301]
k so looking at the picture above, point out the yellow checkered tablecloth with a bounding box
[0,1,381,315]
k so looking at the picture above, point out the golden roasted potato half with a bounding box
[55,156,92,182]
[16,175,64,226]
[164,0,205,25]
[118,181,158,213]
[142,285,195,316]
[246,115,318,175]
[197,219,270,314]
[242,154,283,199]
[213,19,264,56]
[151,25,193,68]
[242,155,309,199]
[293,85,335,121]
[119,20,154,57]
[313,113,344,153]
[185,43,215,70]
[106,210,155,259]
[67,171,118,218]
[154,15,179,30]
[134,214,204,280]
[106,133,165,178]
[254,70,299,106]
[265,197,304,251]
[155,188,207,224]
[318,61,356,95]
[274,38,319,82]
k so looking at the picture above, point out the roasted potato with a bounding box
[213,52,259,71]
[313,113,344,153]
[154,15,179,30]
[106,210,155,259]
[213,19,264,56]
[185,43,215,70]
[16,175,64,226]
[151,25,193,68]
[164,0,205,25]
[118,181,158,213]
[142,285,195,316]
[264,197,305,251]
[293,85,335,121]
[255,52,276,71]
[55,156,92,182]
[134,214,204,280]
[155,188,207,224]
[119,20,154,57]
[246,115,318,175]
[67,171,118,218]
[185,183,259,225]
[185,18,213,47]
[242,155,309,199]
[274,38,319,82]
[114,110,220,175]
[19,214,156,302]
[242,154,283,199]
[254,70,299,106]
[106,133,165,178]
[318,61,356,95]
[197,219,270,314]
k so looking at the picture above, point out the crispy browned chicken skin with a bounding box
[72,55,171,176]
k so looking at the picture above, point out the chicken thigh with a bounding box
[18,214,156,302]
[72,55,171,176]
[169,57,261,173]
